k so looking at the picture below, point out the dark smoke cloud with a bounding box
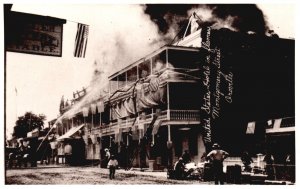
[145,4,269,37]
[207,4,268,35]
[144,4,198,40]
[145,4,197,33]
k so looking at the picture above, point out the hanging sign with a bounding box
[5,11,66,56]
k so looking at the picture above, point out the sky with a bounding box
[4,3,296,139]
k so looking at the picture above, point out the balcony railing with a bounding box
[169,110,200,121]
[81,109,201,136]
[108,109,200,126]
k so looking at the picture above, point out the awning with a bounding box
[56,124,85,141]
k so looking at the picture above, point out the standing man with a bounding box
[263,151,275,180]
[107,155,118,179]
[64,142,72,165]
[18,139,30,167]
[241,151,253,172]
[207,143,229,185]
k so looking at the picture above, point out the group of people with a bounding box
[262,151,295,181]
[242,150,295,181]
[173,144,229,184]
[8,139,32,168]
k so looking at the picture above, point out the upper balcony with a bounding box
[85,109,200,136]
[108,45,201,95]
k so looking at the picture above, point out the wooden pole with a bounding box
[100,112,102,126]
[168,125,171,142]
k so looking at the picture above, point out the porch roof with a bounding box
[56,124,85,141]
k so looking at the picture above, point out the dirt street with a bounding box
[5,166,207,184]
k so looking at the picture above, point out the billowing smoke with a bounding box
[58,5,168,121]
[144,4,198,40]
[196,4,269,35]
[58,4,273,122]
[145,4,271,37]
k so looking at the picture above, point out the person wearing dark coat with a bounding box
[263,152,275,180]
[174,157,185,180]
[182,150,191,164]
[241,151,253,172]
[107,155,118,179]
[18,140,30,167]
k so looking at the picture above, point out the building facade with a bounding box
[55,26,295,171]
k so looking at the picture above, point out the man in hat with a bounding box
[107,155,118,179]
[17,138,30,167]
[207,143,229,184]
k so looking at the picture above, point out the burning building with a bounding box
[53,10,294,173]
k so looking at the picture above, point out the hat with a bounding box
[104,148,109,152]
[212,143,220,149]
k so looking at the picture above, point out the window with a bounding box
[169,83,201,110]
[168,49,200,69]
[127,66,138,85]
[152,50,166,74]
[280,117,295,128]
[138,60,151,79]
[110,76,118,93]
[118,72,126,89]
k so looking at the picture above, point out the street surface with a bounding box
[5,166,208,184]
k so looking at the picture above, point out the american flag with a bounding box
[74,23,89,58]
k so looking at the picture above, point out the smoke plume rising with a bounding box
[145,4,270,37]
[59,5,168,120]
[61,4,273,121]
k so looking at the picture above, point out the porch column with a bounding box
[91,103,97,129]
[83,107,89,132]
[167,83,170,120]
[168,125,171,142]
[99,136,102,167]
[167,125,173,167]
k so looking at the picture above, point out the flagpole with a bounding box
[183,14,193,39]
[92,111,94,167]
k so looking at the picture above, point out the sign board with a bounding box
[5,11,66,57]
